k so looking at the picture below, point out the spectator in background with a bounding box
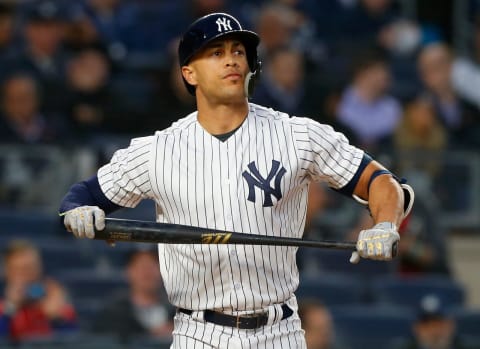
[396,196,451,276]
[342,0,399,48]
[255,3,301,57]
[336,48,402,152]
[392,99,450,276]
[6,0,70,117]
[0,240,77,342]
[394,294,472,349]
[188,0,234,18]
[417,42,480,149]
[0,74,66,144]
[253,45,309,116]
[69,0,143,62]
[65,46,113,139]
[254,1,324,66]
[298,299,350,349]
[0,3,15,58]
[264,0,324,65]
[452,15,480,112]
[152,40,195,131]
[92,248,174,341]
[146,0,252,58]
[393,96,448,179]
[450,17,480,149]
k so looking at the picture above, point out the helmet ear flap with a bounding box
[244,60,262,98]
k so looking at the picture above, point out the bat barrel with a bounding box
[95,218,359,252]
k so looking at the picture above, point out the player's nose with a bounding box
[225,56,239,67]
[224,49,240,67]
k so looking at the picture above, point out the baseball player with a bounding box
[59,13,414,348]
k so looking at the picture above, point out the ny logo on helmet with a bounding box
[216,17,232,32]
[242,160,286,207]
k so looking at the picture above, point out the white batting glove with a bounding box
[350,222,399,264]
[63,206,105,239]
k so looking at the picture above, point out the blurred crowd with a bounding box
[0,0,479,214]
[0,0,480,348]
[0,0,478,151]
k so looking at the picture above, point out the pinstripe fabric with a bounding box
[97,103,363,347]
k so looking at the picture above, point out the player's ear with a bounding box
[181,65,197,88]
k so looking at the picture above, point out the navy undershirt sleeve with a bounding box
[59,175,122,215]
[334,152,373,197]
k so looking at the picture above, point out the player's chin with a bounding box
[225,82,246,96]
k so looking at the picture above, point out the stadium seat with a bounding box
[17,333,123,349]
[72,299,105,331]
[38,240,97,274]
[90,240,141,269]
[128,336,172,349]
[296,273,365,306]
[371,275,465,309]
[0,209,60,236]
[331,305,415,349]
[449,307,480,338]
[300,248,396,277]
[56,269,128,302]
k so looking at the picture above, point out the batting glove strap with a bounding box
[63,206,105,239]
[356,222,399,261]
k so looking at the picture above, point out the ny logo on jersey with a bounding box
[215,17,232,32]
[242,160,287,207]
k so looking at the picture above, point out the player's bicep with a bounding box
[305,119,364,189]
[98,137,154,208]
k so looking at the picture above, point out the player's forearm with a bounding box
[59,175,121,214]
[368,174,404,227]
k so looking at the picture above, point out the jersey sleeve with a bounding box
[97,136,154,208]
[295,117,364,190]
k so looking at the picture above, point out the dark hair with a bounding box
[0,3,14,17]
[125,248,158,267]
[24,0,64,23]
[3,239,40,263]
[351,47,388,77]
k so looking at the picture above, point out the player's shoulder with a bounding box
[248,103,322,130]
[153,111,197,138]
[248,103,290,120]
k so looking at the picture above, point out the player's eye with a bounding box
[212,50,222,57]
[234,49,245,56]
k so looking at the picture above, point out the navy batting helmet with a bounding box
[178,13,260,96]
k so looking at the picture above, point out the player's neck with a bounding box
[196,98,249,135]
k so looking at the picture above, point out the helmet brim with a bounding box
[180,30,259,67]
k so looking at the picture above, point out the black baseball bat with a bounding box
[95,218,398,257]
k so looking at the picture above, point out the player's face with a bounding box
[184,38,250,102]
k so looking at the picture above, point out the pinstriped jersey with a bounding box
[97,103,364,313]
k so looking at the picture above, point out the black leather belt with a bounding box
[178,304,293,330]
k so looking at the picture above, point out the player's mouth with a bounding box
[223,73,242,80]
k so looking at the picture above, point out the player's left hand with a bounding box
[350,222,399,264]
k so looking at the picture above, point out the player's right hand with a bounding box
[350,222,399,264]
[63,206,105,239]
